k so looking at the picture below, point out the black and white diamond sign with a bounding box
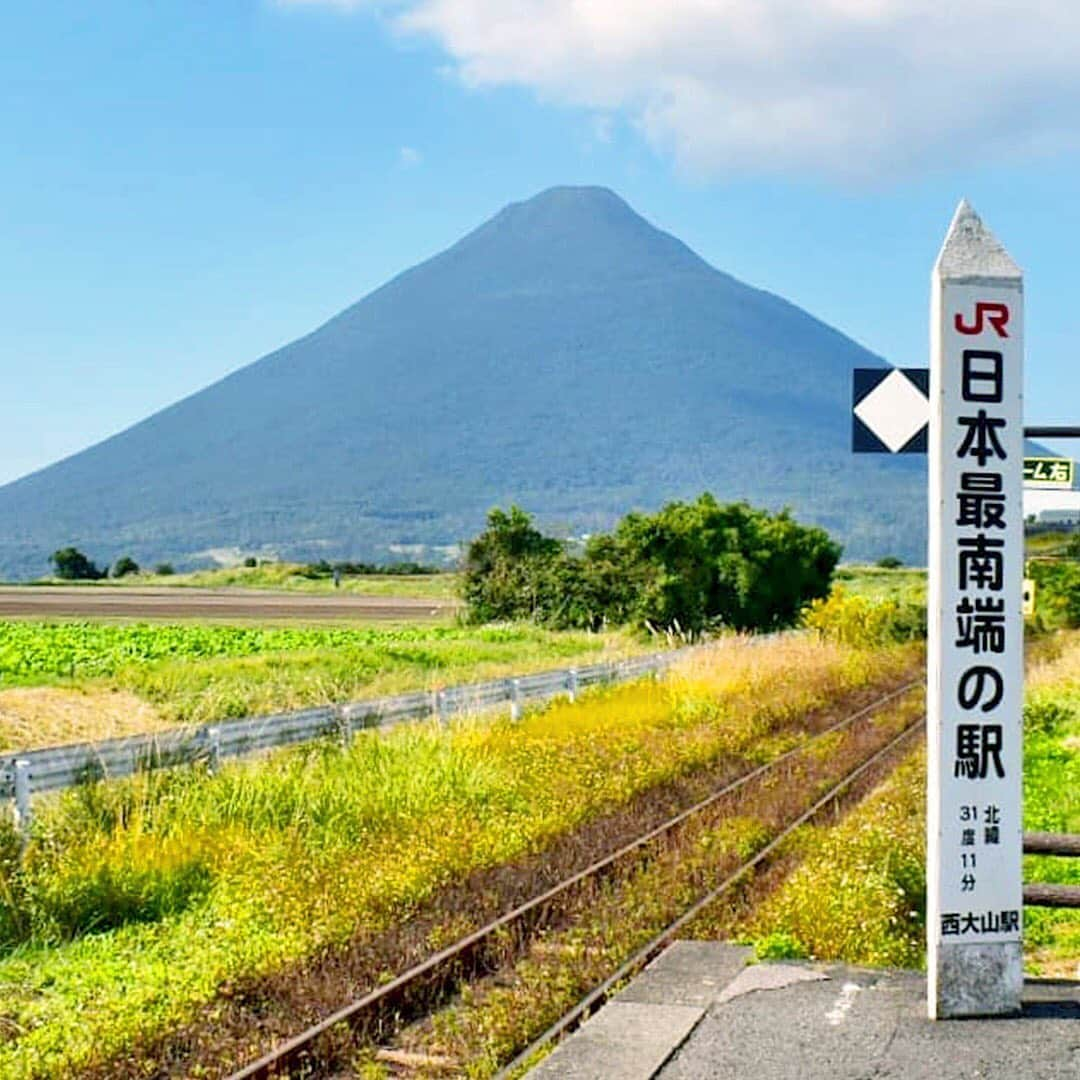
[852,367,930,453]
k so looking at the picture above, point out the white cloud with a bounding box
[399,145,423,166]
[589,113,614,146]
[283,0,1080,180]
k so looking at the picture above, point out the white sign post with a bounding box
[927,201,1024,1018]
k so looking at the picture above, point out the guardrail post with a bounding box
[13,759,32,841]
[567,668,578,703]
[337,708,354,748]
[510,679,522,722]
[204,727,221,775]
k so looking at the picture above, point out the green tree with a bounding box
[49,547,106,581]
[604,496,839,633]
[461,507,564,622]
[112,556,140,578]
[460,496,841,634]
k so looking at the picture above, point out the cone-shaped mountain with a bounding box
[0,186,926,577]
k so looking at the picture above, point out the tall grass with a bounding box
[803,587,926,647]
[0,635,916,1077]
[1020,634,1080,975]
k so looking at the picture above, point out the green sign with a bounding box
[1024,457,1075,487]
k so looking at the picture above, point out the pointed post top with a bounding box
[934,199,1022,283]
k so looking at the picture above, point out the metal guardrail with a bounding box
[2,648,691,835]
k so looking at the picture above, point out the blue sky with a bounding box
[4,1,1080,486]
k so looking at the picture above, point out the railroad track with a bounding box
[229,679,924,1079]
[496,716,925,1079]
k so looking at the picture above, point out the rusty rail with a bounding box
[1023,832,1080,858]
[229,681,922,1079]
[1023,831,1080,909]
[1023,884,1080,908]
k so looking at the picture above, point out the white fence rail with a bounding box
[2,649,690,835]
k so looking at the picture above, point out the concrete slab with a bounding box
[661,967,910,1079]
[525,1002,704,1080]
[616,942,752,1008]
[714,959,827,1005]
[661,952,1080,1080]
[525,942,1080,1080]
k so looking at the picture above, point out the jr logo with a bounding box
[955,302,1010,338]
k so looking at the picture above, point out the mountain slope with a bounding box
[0,186,926,578]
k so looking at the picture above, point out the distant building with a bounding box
[1024,455,1080,525]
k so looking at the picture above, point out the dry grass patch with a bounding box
[1027,631,1080,697]
[0,688,166,753]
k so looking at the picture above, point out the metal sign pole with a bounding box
[927,201,1024,1019]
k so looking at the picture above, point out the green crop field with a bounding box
[0,621,642,750]
[0,621,532,682]
[0,635,918,1077]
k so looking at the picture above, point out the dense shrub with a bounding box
[460,507,567,623]
[1023,697,1075,736]
[1027,561,1080,627]
[111,556,139,578]
[49,547,106,581]
[462,496,841,634]
[803,588,927,647]
[298,559,440,578]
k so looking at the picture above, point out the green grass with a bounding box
[0,621,639,743]
[0,636,916,1077]
[1022,652,1080,973]
[742,750,926,968]
[744,630,1080,975]
[835,559,1080,632]
[33,562,461,600]
[832,564,927,605]
[1025,530,1078,558]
